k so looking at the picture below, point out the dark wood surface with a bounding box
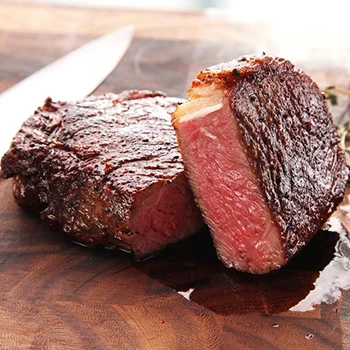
[0,3,350,349]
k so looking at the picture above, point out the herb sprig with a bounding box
[324,85,350,106]
[324,85,350,187]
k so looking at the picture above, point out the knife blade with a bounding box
[0,25,134,159]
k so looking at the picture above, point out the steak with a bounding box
[1,90,204,258]
[172,54,349,274]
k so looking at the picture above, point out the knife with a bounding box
[0,25,134,159]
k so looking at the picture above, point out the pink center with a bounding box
[176,98,285,273]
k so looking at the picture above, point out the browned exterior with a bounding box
[1,4,350,348]
[1,91,203,258]
[190,54,348,259]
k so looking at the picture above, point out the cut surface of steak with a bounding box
[1,90,203,258]
[172,54,349,274]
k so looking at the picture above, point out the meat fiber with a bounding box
[172,54,349,274]
[1,90,204,258]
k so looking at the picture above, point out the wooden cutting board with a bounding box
[1,8,350,349]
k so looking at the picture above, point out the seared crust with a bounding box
[190,54,348,258]
[1,90,200,257]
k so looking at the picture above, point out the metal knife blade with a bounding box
[0,25,134,158]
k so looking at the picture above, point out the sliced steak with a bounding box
[172,54,349,274]
[1,90,204,258]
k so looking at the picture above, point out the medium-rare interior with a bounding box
[1,90,204,258]
[172,54,348,274]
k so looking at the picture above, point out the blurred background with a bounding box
[11,0,349,68]
[14,0,349,24]
[12,0,349,15]
[2,0,350,95]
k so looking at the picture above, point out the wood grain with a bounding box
[0,3,350,349]
[0,177,347,350]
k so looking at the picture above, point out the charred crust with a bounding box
[40,97,60,113]
[1,90,195,258]
[192,53,348,258]
[232,69,240,76]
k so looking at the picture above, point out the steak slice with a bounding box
[172,54,349,274]
[1,90,204,258]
